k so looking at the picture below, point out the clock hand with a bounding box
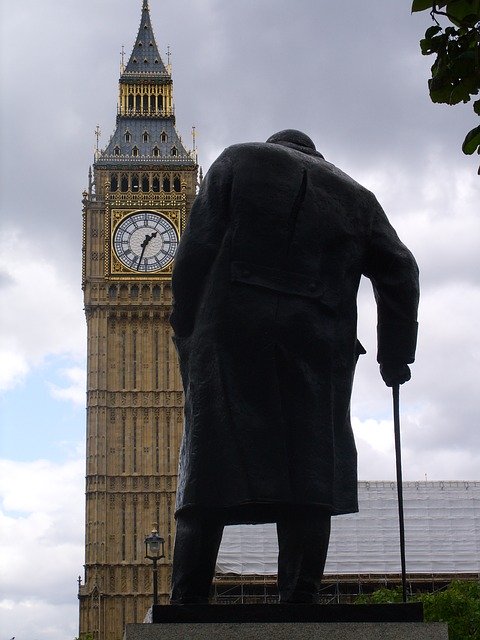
[137,245,147,270]
[136,232,158,270]
[141,231,157,249]
[140,231,157,249]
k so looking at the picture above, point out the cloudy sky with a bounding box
[0,0,479,638]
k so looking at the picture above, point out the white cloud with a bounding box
[353,417,394,455]
[352,276,480,482]
[353,412,480,482]
[0,458,84,519]
[0,600,78,640]
[48,367,87,407]
[0,230,86,393]
[0,458,85,638]
[0,350,28,391]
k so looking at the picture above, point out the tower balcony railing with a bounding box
[122,70,171,79]
[96,151,196,164]
[109,189,186,199]
[118,107,174,118]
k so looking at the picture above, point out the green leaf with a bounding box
[413,0,480,26]
[425,25,443,38]
[462,124,480,154]
[420,38,437,55]
[461,76,480,97]
[450,82,474,104]
[450,52,477,78]
[412,0,435,12]
[474,99,480,115]
[444,0,480,23]
[421,32,447,55]
[460,13,480,26]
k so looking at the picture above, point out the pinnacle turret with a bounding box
[123,0,168,77]
[94,0,195,168]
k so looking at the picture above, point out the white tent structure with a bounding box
[215,481,479,596]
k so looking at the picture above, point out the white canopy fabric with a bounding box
[216,481,480,575]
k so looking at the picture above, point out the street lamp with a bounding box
[145,529,165,606]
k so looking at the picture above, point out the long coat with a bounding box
[170,140,419,523]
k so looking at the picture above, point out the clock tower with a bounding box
[79,2,197,638]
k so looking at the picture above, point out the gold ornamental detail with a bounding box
[105,206,184,281]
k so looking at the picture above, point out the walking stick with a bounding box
[392,383,407,603]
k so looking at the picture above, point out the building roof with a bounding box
[95,0,195,169]
[123,0,168,79]
[216,481,480,576]
[97,118,195,167]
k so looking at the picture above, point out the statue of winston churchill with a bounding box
[168,130,419,604]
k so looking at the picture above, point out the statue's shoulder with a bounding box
[221,142,307,172]
[222,141,275,159]
[319,160,376,201]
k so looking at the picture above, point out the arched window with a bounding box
[143,95,148,111]
[152,146,160,157]
[121,174,129,192]
[152,176,160,192]
[144,59,148,65]
[111,174,119,191]
[150,95,156,112]
[163,176,171,192]
[114,146,120,156]
[132,147,139,157]
[132,174,139,191]
[131,285,139,299]
[128,94,134,111]
[138,41,143,48]
[173,175,181,192]
[160,131,167,143]
[108,285,117,299]
[143,131,149,143]
[141,174,149,192]
[133,58,138,64]
[125,131,131,142]
[152,285,161,300]
[135,95,141,112]
[158,96,163,112]
[171,146,178,157]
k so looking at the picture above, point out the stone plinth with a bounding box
[125,621,448,640]
[125,604,448,640]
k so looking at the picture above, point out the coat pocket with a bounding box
[230,260,340,310]
[231,260,325,298]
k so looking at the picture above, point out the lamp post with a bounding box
[145,529,165,606]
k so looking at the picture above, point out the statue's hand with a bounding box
[380,362,411,387]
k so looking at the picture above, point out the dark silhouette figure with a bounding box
[169,130,419,603]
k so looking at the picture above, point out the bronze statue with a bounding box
[169,130,419,604]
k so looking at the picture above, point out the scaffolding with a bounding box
[213,572,480,604]
[213,481,480,603]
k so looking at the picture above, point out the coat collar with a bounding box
[269,139,325,160]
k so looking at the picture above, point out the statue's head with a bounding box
[266,129,316,150]
[266,129,323,158]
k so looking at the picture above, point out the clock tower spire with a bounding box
[79,1,197,637]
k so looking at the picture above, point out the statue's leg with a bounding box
[276,509,331,603]
[170,511,224,604]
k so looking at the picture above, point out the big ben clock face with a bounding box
[113,211,179,273]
